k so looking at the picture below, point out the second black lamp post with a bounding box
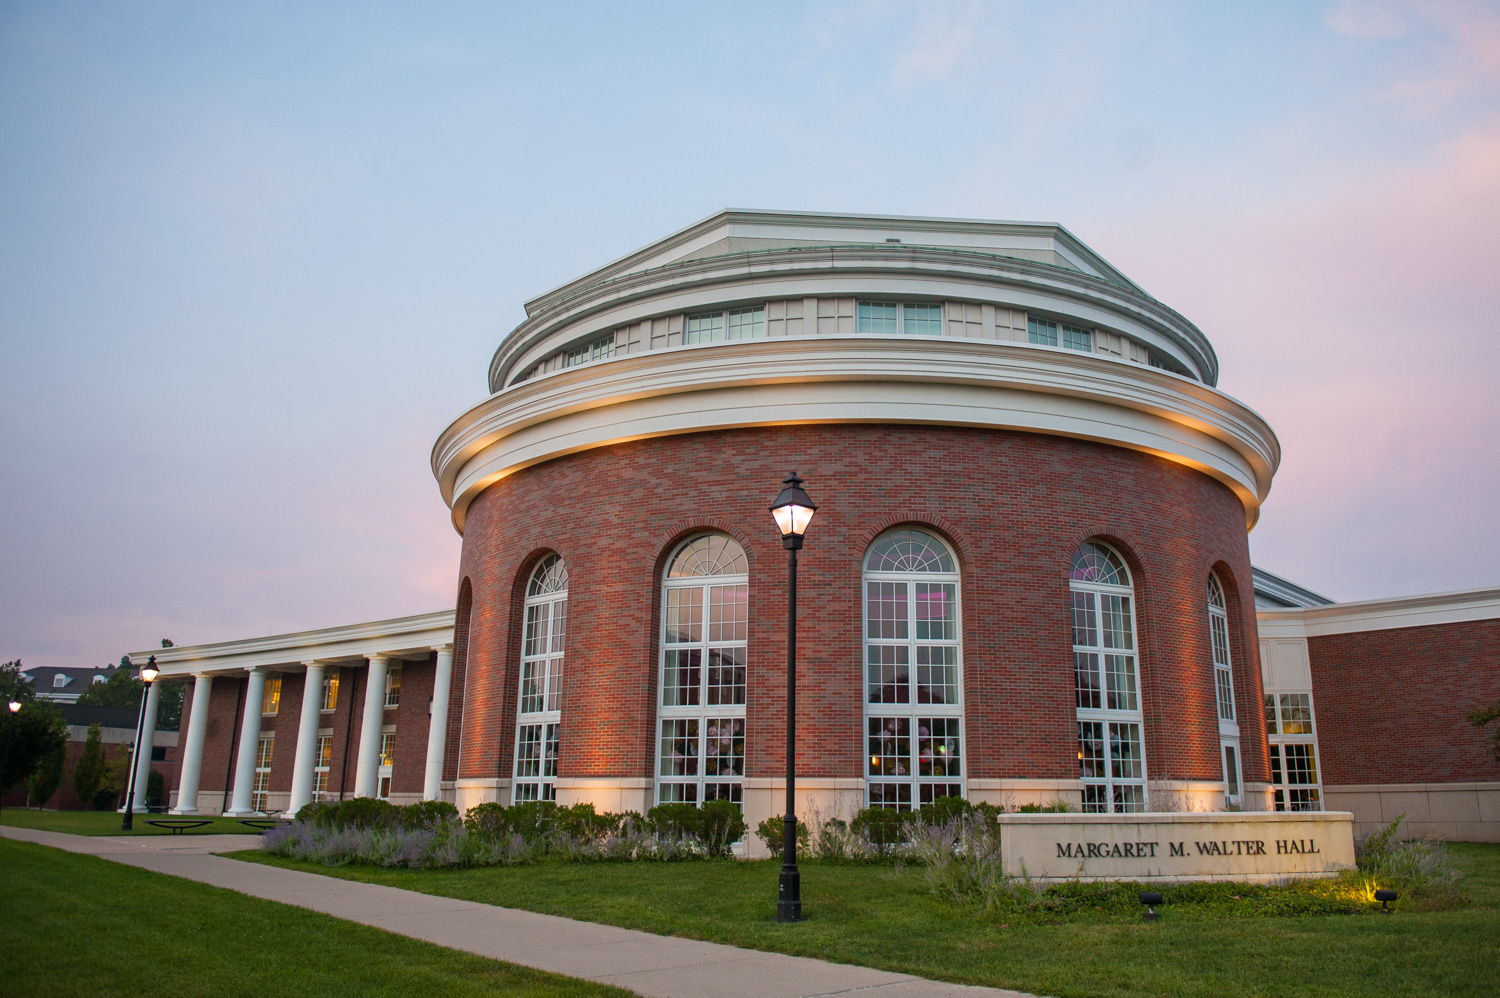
[769,471,817,924]
[121,656,160,832]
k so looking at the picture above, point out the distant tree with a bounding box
[73,723,106,808]
[101,742,133,810]
[1469,700,1500,762]
[77,658,185,730]
[75,659,143,709]
[28,744,65,808]
[0,661,68,794]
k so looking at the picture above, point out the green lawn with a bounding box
[243,844,1500,998]
[1,807,261,836]
[0,838,635,998]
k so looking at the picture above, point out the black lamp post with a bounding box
[121,656,160,831]
[769,471,816,924]
[1,698,20,817]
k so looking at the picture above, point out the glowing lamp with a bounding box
[140,655,160,685]
[768,472,817,550]
[7,700,19,714]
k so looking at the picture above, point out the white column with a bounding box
[287,661,325,815]
[130,680,162,810]
[353,655,389,799]
[423,645,454,801]
[170,675,213,814]
[225,667,268,816]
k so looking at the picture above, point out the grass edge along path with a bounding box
[0,838,636,998]
[240,844,1500,998]
[1,807,261,836]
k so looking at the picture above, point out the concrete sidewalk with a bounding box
[2,826,1039,998]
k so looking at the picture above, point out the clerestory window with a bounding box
[856,301,943,336]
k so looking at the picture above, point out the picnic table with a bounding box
[145,819,214,835]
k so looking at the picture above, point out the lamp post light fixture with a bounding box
[769,471,817,924]
[1,698,21,818]
[121,656,160,832]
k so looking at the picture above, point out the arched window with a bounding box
[1209,573,1242,808]
[656,535,748,806]
[1071,541,1146,812]
[863,528,963,810]
[513,555,567,803]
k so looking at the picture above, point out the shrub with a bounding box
[852,806,910,855]
[754,813,809,854]
[27,744,65,808]
[810,816,867,862]
[1345,817,1467,911]
[145,769,166,810]
[326,797,399,829]
[401,800,459,828]
[646,802,702,840]
[554,802,628,842]
[463,801,510,839]
[72,723,106,808]
[700,800,748,857]
[915,794,972,826]
[1017,799,1072,813]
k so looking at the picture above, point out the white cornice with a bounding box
[1256,586,1500,638]
[129,609,456,678]
[492,243,1217,391]
[436,336,1277,536]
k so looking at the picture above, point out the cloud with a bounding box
[892,1,985,88]
[1328,0,1500,116]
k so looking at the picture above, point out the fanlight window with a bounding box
[863,528,964,810]
[514,554,567,803]
[657,534,749,807]
[1071,541,1146,813]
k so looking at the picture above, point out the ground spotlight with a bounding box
[1374,888,1398,913]
[1139,891,1163,922]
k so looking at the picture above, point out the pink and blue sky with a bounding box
[3,1,1498,668]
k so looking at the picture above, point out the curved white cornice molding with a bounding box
[436,337,1278,535]
[488,244,1218,391]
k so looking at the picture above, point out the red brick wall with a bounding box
[454,424,1266,790]
[1309,620,1500,785]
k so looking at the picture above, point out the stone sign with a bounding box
[997,811,1355,883]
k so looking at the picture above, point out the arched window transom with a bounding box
[1071,541,1146,812]
[513,554,567,803]
[863,528,963,810]
[656,534,748,806]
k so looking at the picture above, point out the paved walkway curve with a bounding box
[3,827,1042,998]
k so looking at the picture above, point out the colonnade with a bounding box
[165,645,455,816]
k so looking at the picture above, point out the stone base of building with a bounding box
[1324,782,1500,842]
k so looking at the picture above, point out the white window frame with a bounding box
[1208,573,1241,808]
[655,535,749,807]
[312,733,332,800]
[1266,692,1323,811]
[862,528,965,811]
[513,555,567,804]
[377,727,396,800]
[384,665,401,709]
[562,334,616,368]
[684,305,765,345]
[321,673,339,713]
[261,675,282,716]
[252,733,274,812]
[1071,542,1148,813]
[1027,315,1094,352]
[855,301,944,336]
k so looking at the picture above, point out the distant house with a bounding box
[19,665,117,704]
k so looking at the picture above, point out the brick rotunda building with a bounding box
[135,211,1500,844]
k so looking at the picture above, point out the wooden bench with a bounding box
[145,819,214,835]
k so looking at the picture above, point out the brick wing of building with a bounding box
[126,211,1500,844]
